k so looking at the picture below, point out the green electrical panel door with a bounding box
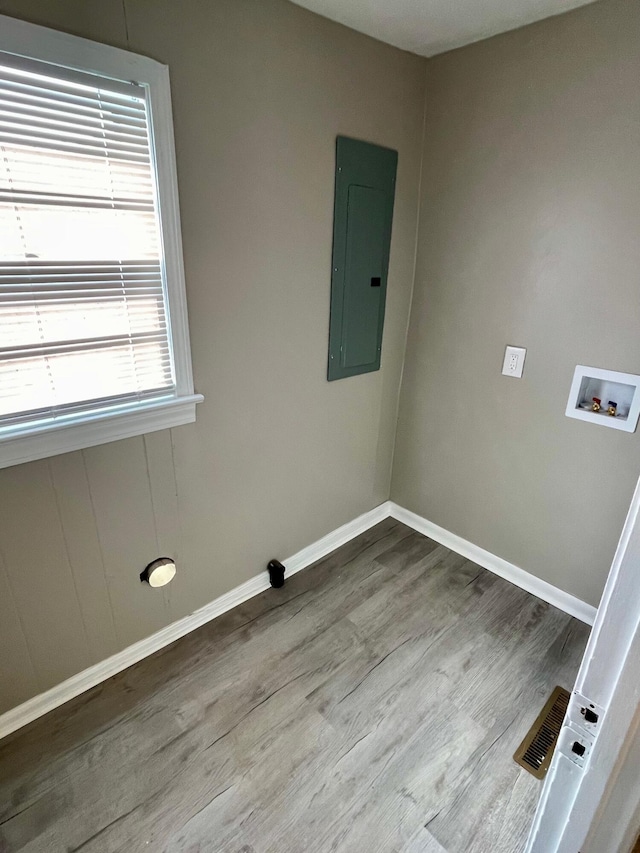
[328,136,398,381]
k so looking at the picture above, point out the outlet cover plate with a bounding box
[502,345,526,378]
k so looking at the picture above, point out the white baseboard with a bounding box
[286,501,392,575]
[388,502,597,627]
[0,502,391,742]
[0,498,595,742]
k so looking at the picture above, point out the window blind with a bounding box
[0,53,174,430]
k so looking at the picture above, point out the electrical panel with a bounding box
[328,136,397,381]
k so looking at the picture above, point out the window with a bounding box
[0,15,202,468]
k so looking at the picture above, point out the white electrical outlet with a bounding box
[502,345,526,378]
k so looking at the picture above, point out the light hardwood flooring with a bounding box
[0,519,590,853]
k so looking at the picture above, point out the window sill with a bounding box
[0,394,204,469]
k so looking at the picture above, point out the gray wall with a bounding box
[392,0,640,609]
[0,0,425,713]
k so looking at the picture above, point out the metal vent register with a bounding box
[513,686,570,779]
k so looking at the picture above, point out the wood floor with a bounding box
[0,519,589,853]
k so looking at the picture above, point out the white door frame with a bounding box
[526,474,640,853]
[582,707,640,853]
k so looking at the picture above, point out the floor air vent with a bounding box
[513,686,570,779]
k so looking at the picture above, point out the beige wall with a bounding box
[4,0,640,720]
[0,0,426,713]
[392,0,640,609]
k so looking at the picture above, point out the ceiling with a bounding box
[289,0,598,57]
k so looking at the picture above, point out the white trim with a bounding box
[0,14,200,468]
[0,14,165,81]
[0,498,595,741]
[0,502,390,741]
[527,472,640,853]
[286,500,392,574]
[388,502,597,626]
[0,394,204,469]
[145,61,195,399]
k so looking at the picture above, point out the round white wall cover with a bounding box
[141,557,176,588]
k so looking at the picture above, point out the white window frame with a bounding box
[0,14,202,468]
